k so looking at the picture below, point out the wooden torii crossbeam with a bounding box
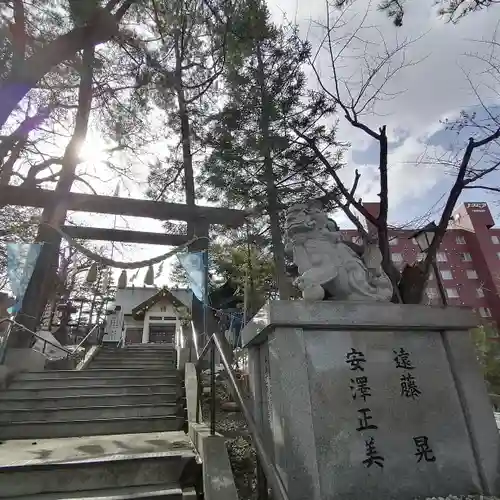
[61,227,190,246]
[0,186,246,226]
[1,185,247,347]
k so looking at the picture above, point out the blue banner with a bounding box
[6,243,42,314]
[177,251,207,302]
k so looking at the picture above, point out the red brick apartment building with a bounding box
[340,202,500,327]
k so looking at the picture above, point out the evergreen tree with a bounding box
[141,0,229,210]
[472,324,500,394]
[336,0,500,26]
[200,0,343,298]
[171,241,278,318]
[0,0,135,130]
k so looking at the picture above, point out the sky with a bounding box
[67,0,500,287]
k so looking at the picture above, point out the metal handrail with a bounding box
[72,323,100,353]
[0,318,101,361]
[190,320,200,359]
[0,318,73,355]
[195,331,289,500]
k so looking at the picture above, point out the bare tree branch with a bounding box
[464,184,500,192]
[74,175,98,194]
[21,158,64,186]
[423,128,500,277]
[292,127,379,225]
[0,138,25,186]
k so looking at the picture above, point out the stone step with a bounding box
[93,363,177,368]
[118,350,176,355]
[96,349,177,355]
[104,348,175,353]
[0,452,191,497]
[0,415,183,440]
[0,403,179,423]
[0,393,178,410]
[88,368,176,373]
[90,359,176,364]
[17,369,176,380]
[102,345,176,356]
[9,375,178,389]
[88,365,175,371]
[92,360,176,366]
[10,483,184,499]
[0,383,178,399]
[91,355,175,360]
[93,356,176,362]
[91,362,176,367]
[121,344,175,348]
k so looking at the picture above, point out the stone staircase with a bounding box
[0,343,198,499]
[0,344,183,440]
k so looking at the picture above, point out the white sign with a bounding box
[466,203,487,209]
[103,310,124,343]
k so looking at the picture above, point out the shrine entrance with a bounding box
[148,324,176,344]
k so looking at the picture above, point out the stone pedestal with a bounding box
[242,301,500,500]
[4,348,46,372]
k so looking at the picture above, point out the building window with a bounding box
[389,237,399,246]
[417,252,425,261]
[461,252,472,262]
[476,287,485,298]
[492,235,500,244]
[466,269,478,279]
[446,288,459,298]
[497,252,500,260]
[479,307,492,318]
[440,270,453,280]
[392,253,403,263]
[436,252,448,262]
[456,235,466,245]
[149,315,163,320]
[160,306,167,312]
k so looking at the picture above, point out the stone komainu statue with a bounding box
[285,201,393,302]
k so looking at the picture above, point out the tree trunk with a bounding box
[398,262,428,304]
[374,126,402,301]
[397,137,482,304]
[10,47,95,347]
[256,44,290,300]
[0,106,52,167]
[173,32,196,211]
[0,139,25,185]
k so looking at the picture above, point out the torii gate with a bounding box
[0,185,247,348]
